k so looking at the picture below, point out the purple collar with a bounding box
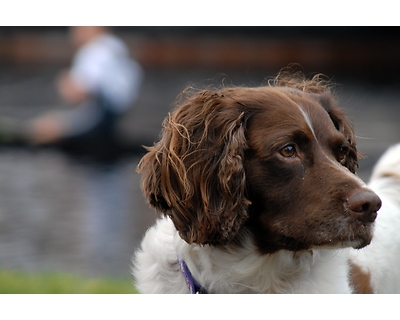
[178,258,207,294]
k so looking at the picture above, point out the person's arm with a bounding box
[57,70,88,105]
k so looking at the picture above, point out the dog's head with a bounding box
[138,74,381,253]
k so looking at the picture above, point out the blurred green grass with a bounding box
[0,269,138,294]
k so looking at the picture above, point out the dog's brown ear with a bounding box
[319,92,359,173]
[137,89,251,246]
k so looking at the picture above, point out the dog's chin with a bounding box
[350,238,373,250]
[312,237,373,251]
[311,223,375,250]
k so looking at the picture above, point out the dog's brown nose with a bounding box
[347,189,381,223]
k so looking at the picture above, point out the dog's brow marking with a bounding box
[297,104,317,139]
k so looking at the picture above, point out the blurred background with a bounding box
[0,26,399,282]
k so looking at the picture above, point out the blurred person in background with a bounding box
[2,26,144,276]
[56,26,143,275]
[30,26,143,163]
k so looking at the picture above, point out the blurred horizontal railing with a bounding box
[0,28,400,81]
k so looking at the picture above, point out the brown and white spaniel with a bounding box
[132,73,400,293]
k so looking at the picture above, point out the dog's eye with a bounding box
[338,146,348,162]
[280,145,296,158]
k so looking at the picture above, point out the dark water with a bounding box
[0,148,156,278]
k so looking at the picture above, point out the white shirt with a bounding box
[69,33,143,113]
